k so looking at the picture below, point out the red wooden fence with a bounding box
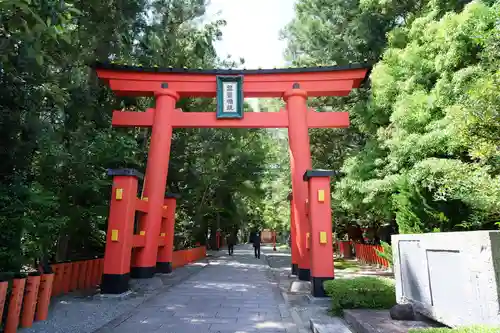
[0,246,206,332]
[353,243,389,268]
[172,246,207,269]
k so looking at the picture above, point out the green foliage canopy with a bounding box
[0,0,291,272]
[283,0,500,235]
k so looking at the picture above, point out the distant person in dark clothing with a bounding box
[227,233,236,255]
[253,231,261,259]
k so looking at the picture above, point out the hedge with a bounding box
[323,276,396,315]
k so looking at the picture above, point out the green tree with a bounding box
[1,0,281,271]
[283,0,500,237]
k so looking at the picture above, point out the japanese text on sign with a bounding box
[222,81,238,113]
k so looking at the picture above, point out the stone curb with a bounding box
[261,250,308,333]
[263,247,356,333]
[343,310,375,333]
[310,317,353,333]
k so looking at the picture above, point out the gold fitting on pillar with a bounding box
[319,231,327,244]
[318,190,325,202]
[139,230,146,236]
[111,229,119,241]
[142,197,148,202]
[115,188,123,200]
[160,233,166,237]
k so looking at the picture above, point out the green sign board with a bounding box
[216,76,244,119]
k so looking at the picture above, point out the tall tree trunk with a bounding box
[55,233,69,262]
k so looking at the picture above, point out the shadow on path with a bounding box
[96,245,297,333]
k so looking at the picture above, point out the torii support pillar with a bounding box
[304,170,335,297]
[156,193,180,274]
[288,192,299,276]
[285,86,312,281]
[101,168,143,294]
[131,89,179,279]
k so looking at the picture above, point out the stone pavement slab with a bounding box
[100,245,299,333]
[310,317,353,333]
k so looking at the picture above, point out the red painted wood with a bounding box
[307,176,334,279]
[171,109,288,128]
[35,273,54,321]
[96,67,368,98]
[78,261,87,290]
[132,91,177,272]
[112,109,154,127]
[135,198,148,213]
[62,263,72,294]
[103,175,137,275]
[5,277,26,333]
[132,235,146,248]
[70,262,80,291]
[307,110,350,128]
[289,196,299,270]
[112,109,350,129]
[172,247,206,269]
[157,197,176,266]
[0,281,7,325]
[51,264,63,296]
[107,78,356,97]
[286,89,312,276]
[91,259,101,287]
[96,68,367,82]
[20,275,41,328]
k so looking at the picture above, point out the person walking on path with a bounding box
[252,231,261,259]
[226,233,236,255]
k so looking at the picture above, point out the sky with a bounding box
[205,0,296,69]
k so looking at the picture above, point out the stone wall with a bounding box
[392,231,500,328]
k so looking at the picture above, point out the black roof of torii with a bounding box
[92,61,372,76]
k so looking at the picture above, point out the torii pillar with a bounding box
[285,84,313,281]
[156,194,179,273]
[288,192,299,275]
[130,90,178,278]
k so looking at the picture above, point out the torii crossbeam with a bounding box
[110,107,349,129]
[95,62,368,97]
[94,62,370,296]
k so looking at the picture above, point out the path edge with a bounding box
[92,258,210,333]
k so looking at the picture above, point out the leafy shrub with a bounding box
[323,276,396,315]
[375,241,393,267]
[409,326,500,333]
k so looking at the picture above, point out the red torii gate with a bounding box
[95,62,370,297]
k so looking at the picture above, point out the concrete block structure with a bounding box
[392,231,500,328]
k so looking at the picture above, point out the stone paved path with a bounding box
[104,245,297,333]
